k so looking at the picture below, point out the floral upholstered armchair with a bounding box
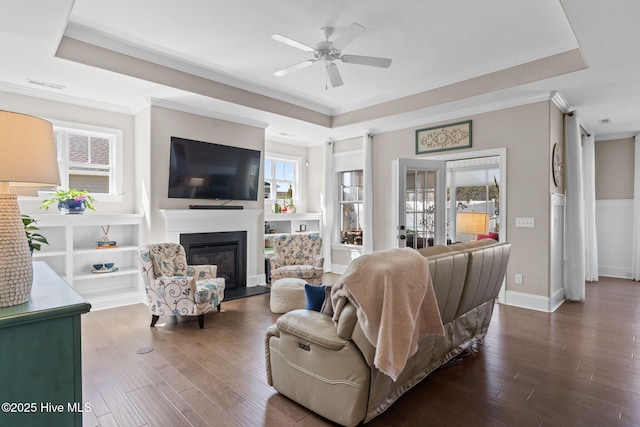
[136,243,225,329]
[270,233,324,285]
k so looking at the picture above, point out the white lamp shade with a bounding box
[456,212,490,235]
[0,111,60,187]
[0,111,60,307]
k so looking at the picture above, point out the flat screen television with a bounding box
[168,136,261,201]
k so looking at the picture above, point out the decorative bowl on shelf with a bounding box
[91,263,117,273]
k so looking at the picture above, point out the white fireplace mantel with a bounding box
[160,209,264,286]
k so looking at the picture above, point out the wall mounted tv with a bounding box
[168,136,261,201]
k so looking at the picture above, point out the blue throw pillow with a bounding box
[305,284,326,311]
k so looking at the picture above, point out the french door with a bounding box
[393,158,446,248]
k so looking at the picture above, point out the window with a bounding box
[446,156,500,241]
[264,156,298,200]
[51,123,121,195]
[339,170,363,245]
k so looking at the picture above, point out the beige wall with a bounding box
[3,91,137,215]
[307,144,325,213]
[595,137,634,199]
[371,101,553,297]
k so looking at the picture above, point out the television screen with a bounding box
[168,136,261,201]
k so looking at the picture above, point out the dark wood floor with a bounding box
[81,276,640,426]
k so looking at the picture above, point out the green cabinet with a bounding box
[0,261,91,426]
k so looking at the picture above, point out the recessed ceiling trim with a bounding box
[333,39,580,116]
[63,21,334,116]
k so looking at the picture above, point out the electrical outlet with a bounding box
[515,217,535,228]
[515,274,523,285]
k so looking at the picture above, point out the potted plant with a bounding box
[22,215,48,254]
[286,198,296,214]
[40,188,96,214]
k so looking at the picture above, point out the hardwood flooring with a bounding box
[81,276,640,426]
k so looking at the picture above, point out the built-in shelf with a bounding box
[30,213,144,310]
[264,212,323,253]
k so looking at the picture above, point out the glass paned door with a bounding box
[395,158,446,248]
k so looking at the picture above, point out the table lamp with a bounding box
[456,212,490,239]
[0,111,60,307]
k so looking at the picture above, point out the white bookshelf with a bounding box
[264,212,323,254]
[30,213,144,310]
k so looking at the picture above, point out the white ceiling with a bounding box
[1,0,639,145]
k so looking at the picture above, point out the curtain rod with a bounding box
[565,111,592,137]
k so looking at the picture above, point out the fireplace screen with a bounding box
[181,231,247,290]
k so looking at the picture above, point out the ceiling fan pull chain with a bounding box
[325,66,329,90]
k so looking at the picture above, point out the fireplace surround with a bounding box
[160,209,264,287]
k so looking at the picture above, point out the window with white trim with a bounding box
[264,156,299,201]
[339,170,364,245]
[51,124,121,195]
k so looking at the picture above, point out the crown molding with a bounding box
[0,82,133,115]
[595,131,640,142]
[550,90,573,114]
[368,92,553,136]
[147,98,269,129]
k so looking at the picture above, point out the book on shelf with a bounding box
[96,241,118,249]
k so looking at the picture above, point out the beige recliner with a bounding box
[266,240,510,426]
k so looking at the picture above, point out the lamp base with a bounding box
[0,193,33,307]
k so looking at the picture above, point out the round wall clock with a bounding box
[552,142,563,188]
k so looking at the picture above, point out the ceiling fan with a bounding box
[271,22,392,88]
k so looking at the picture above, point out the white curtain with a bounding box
[362,133,374,254]
[583,132,599,281]
[564,113,585,300]
[631,134,640,280]
[322,141,334,271]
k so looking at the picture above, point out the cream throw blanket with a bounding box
[331,247,444,381]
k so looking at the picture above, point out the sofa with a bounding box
[265,239,510,426]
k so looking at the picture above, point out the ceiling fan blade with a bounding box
[341,54,392,68]
[332,23,366,51]
[327,63,343,87]
[271,34,316,53]
[274,60,315,77]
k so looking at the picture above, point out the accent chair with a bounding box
[270,233,324,285]
[136,242,225,329]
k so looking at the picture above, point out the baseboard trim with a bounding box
[504,289,565,313]
[598,266,632,279]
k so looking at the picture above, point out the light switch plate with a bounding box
[515,217,535,227]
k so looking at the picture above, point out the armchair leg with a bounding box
[197,314,205,329]
[150,315,160,327]
[217,303,222,312]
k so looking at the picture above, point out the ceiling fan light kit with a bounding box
[272,22,392,88]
